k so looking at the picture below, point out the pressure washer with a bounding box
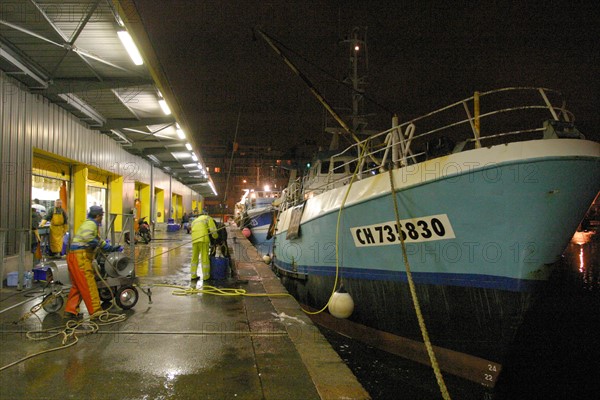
[39,249,151,314]
[37,213,152,315]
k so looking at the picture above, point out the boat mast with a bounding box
[329,26,369,150]
[346,27,369,134]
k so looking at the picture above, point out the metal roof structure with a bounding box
[0,0,213,195]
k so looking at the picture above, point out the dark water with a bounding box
[318,229,600,400]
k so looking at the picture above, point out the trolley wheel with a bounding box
[42,294,64,313]
[99,287,114,302]
[115,285,138,310]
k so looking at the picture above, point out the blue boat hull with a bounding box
[273,139,600,366]
[247,210,274,256]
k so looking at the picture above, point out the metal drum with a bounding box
[45,260,70,285]
[104,253,133,278]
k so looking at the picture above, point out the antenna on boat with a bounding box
[326,26,371,150]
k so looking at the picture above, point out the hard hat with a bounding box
[88,205,104,218]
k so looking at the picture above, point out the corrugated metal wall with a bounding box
[1,72,32,255]
[1,71,201,257]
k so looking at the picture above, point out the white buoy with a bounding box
[328,286,354,319]
[262,254,271,264]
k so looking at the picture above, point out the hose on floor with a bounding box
[1,253,127,372]
[151,283,293,299]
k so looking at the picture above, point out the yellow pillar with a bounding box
[155,188,165,223]
[171,193,176,220]
[140,184,151,221]
[174,194,182,220]
[72,165,88,230]
[109,175,124,231]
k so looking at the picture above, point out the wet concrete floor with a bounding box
[0,226,369,399]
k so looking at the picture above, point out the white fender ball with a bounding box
[328,290,354,319]
[262,255,271,264]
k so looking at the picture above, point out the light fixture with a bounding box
[158,98,171,115]
[110,129,132,145]
[185,143,192,151]
[197,163,203,170]
[147,154,161,164]
[191,153,198,162]
[117,30,144,65]
[176,127,185,139]
[58,93,105,126]
[209,181,218,196]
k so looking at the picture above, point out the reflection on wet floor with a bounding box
[0,226,364,400]
[123,232,194,286]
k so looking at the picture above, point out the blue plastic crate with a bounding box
[6,272,18,287]
[167,223,180,232]
[210,256,229,280]
[33,266,49,281]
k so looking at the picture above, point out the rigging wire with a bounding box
[264,31,395,117]
[223,108,242,209]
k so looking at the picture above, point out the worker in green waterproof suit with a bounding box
[190,210,218,281]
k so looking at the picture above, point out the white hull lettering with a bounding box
[351,214,456,247]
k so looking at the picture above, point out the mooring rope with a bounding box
[388,168,452,400]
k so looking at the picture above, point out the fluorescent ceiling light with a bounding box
[197,163,203,170]
[147,154,161,164]
[110,129,132,144]
[58,93,105,126]
[176,128,185,139]
[158,99,171,115]
[209,181,218,196]
[185,143,192,151]
[191,153,198,162]
[117,30,144,65]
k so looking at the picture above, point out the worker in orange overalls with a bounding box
[64,206,122,320]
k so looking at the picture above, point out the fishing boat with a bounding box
[255,29,600,388]
[236,189,280,256]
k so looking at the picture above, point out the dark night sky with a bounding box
[132,1,600,156]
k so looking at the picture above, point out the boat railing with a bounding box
[279,87,576,211]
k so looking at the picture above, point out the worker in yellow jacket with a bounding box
[190,210,218,280]
[40,199,68,257]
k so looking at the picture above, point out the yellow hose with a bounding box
[301,143,370,315]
